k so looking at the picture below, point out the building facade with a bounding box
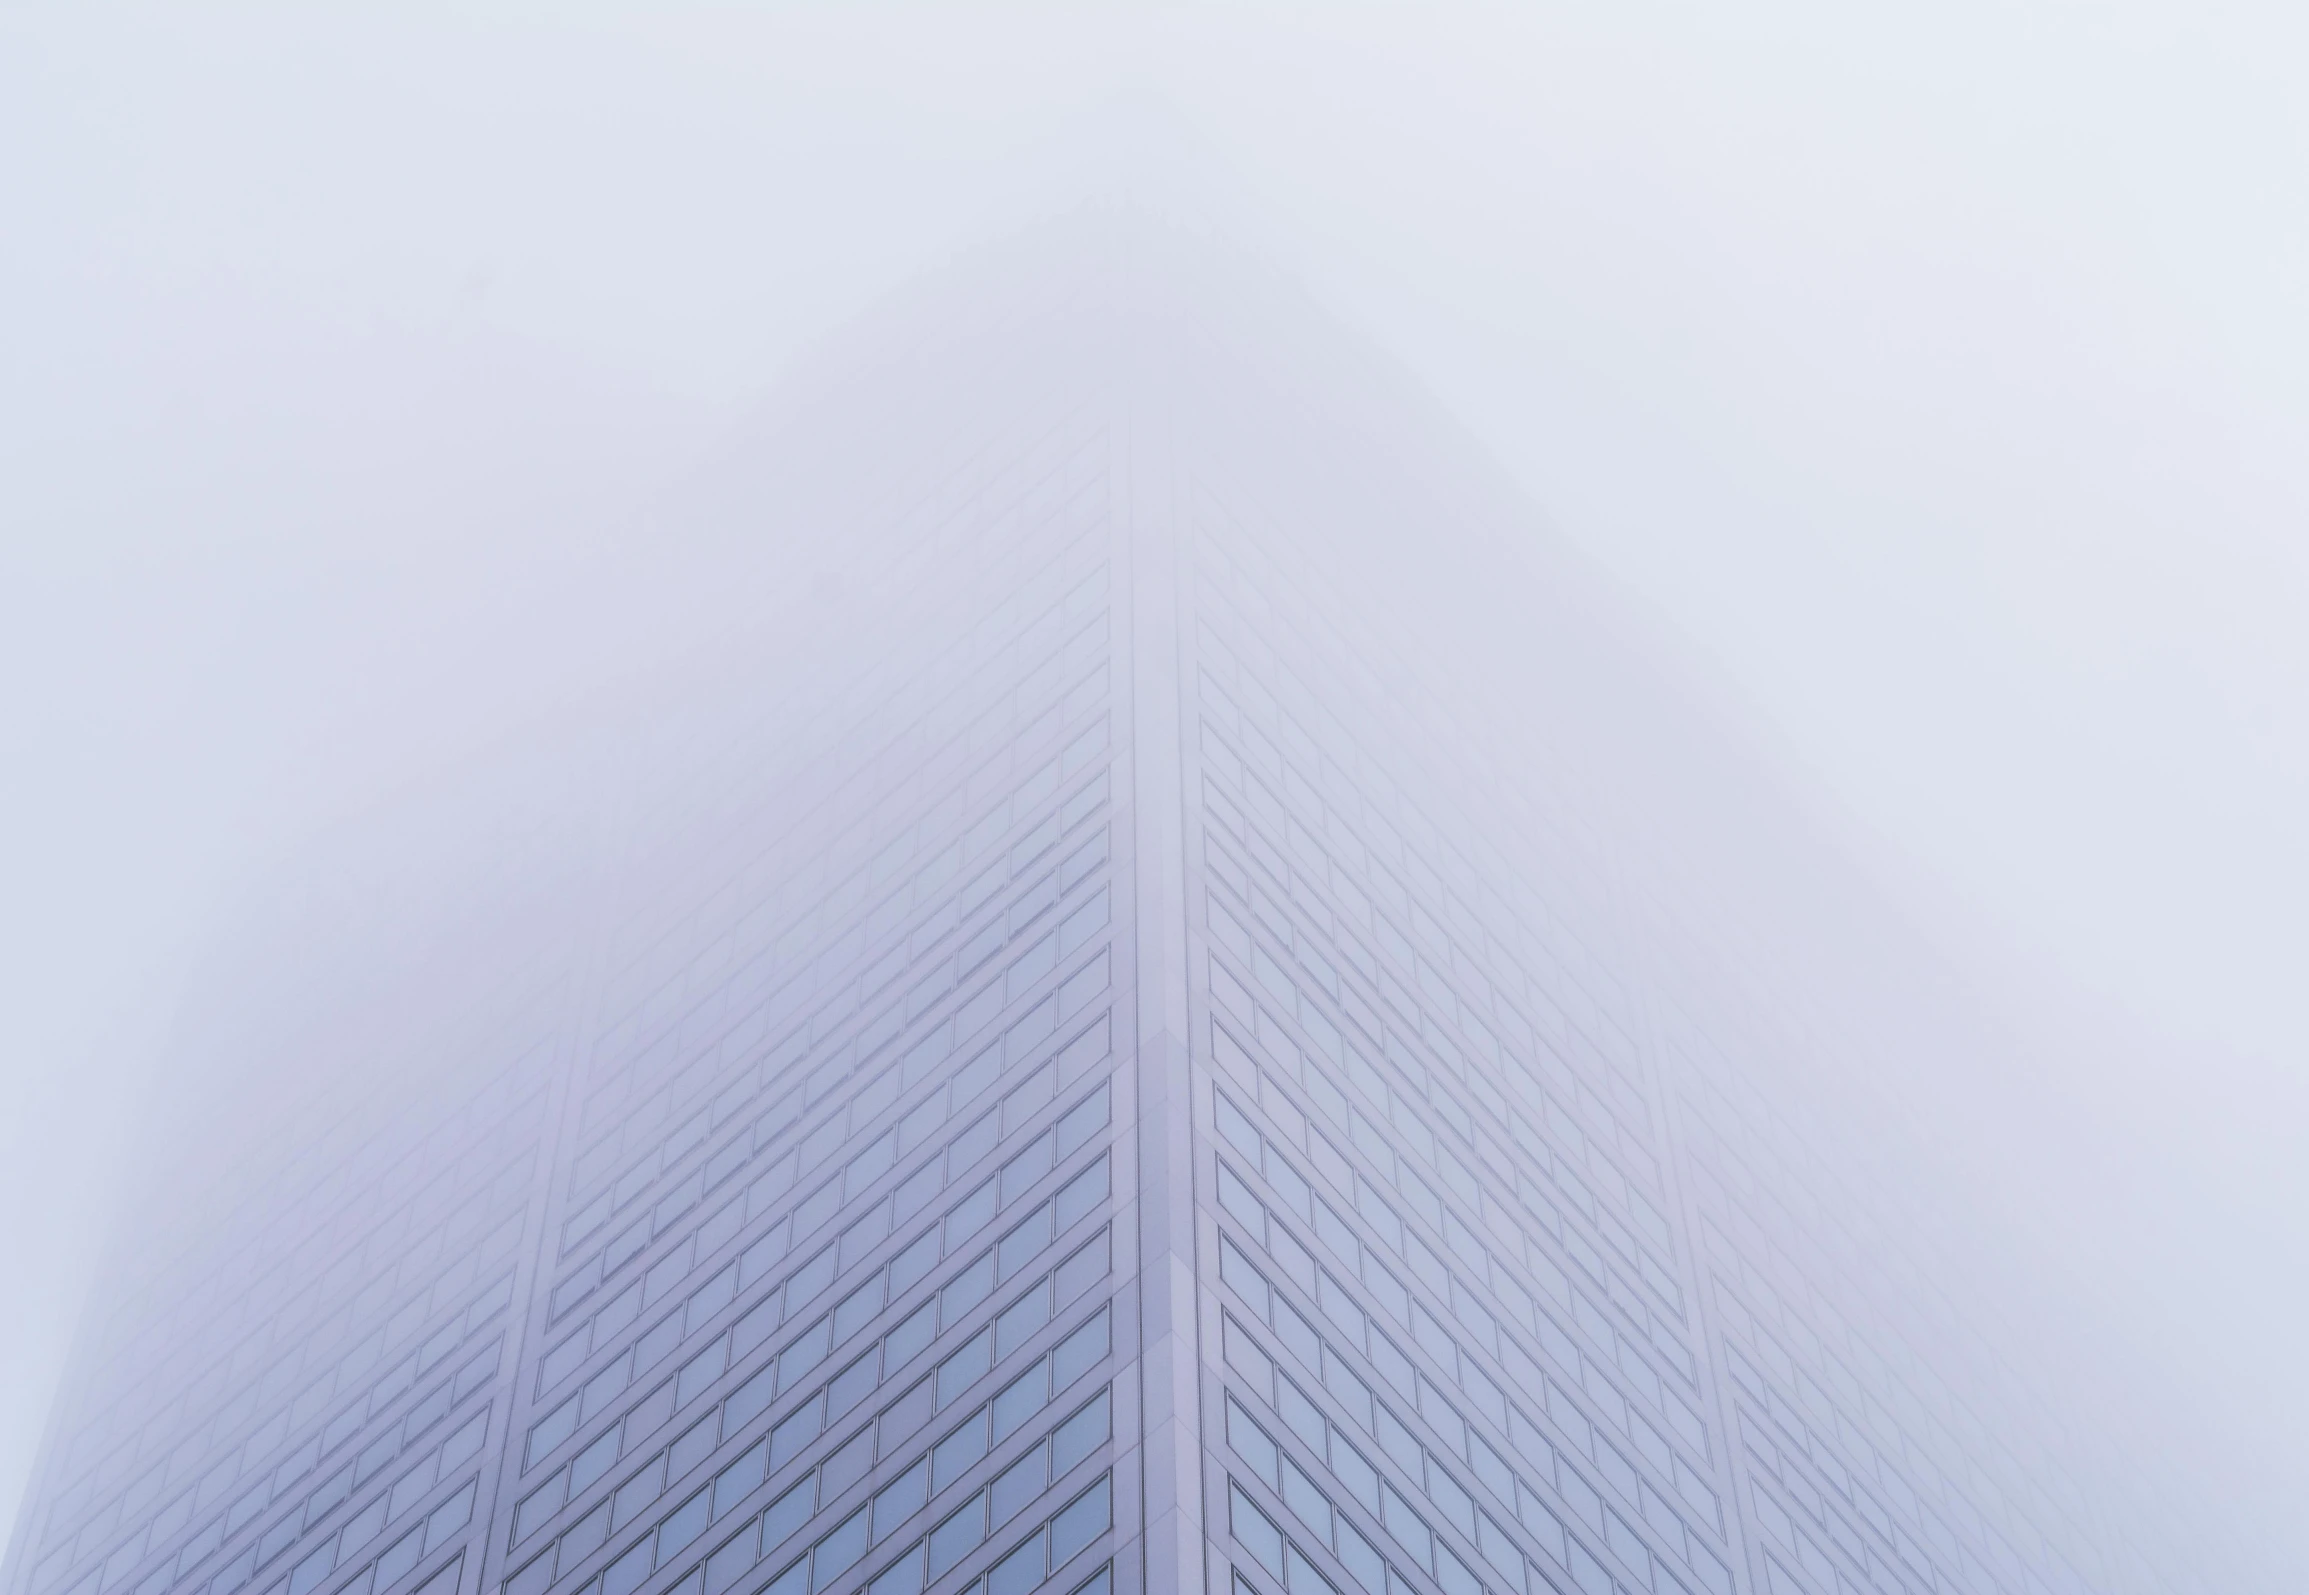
[1,217,2223,1595]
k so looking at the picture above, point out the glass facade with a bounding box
[1,220,2213,1595]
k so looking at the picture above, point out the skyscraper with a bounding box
[0,213,2224,1595]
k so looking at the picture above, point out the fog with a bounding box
[2,2,2302,1587]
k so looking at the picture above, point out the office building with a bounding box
[0,216,2217,1595]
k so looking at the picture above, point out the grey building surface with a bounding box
[1,216,2230,1595]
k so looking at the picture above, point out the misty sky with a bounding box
[2,1,2303,1580]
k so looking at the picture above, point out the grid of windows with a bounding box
[10,381,1129,1595]
[1176,472,2213,1595]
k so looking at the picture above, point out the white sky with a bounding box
[2,1,2302,1581]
